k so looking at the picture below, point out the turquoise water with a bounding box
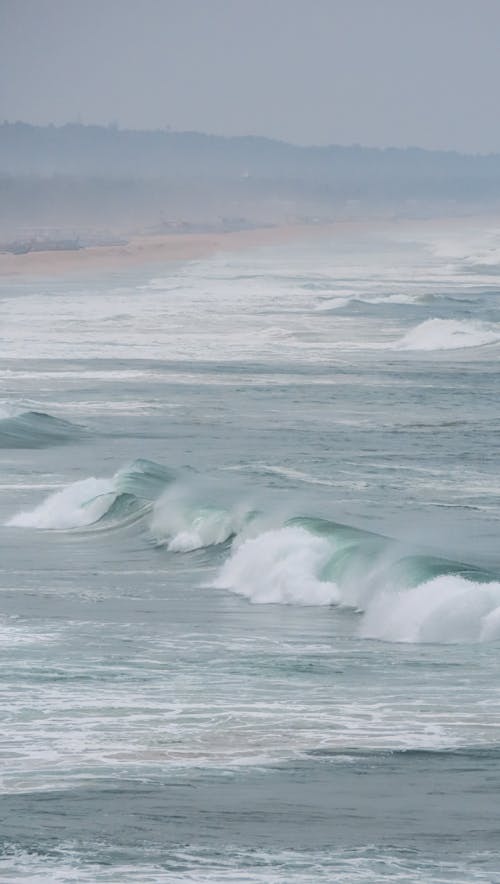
[1,223,500,881]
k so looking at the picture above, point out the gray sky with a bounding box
[2,0,500,153]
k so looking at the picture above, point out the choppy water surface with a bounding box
[1,222,500,882]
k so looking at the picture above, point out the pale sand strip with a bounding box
[0,224,343,279]
[1,215,493,280]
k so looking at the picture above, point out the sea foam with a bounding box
[151,489,252,551]
[395,318,500,351]
[5,459,172,530]
[8,462,500,644]
[213,526,340,605]
[213,525,500,643]
[7,477,115,529]
[5,460,248,548]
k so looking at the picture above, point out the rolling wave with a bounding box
[6,459,174,530]
[214,518,500,643]
[0,408,84,448]
[7,458,255,550]
[7,461,500,642]
[315,293,418,311]
[151,490,255,551]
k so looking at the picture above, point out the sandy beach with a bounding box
[1,214,496,280]
[0,223,342,278]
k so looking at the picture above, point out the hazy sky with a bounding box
[2,0,500,153]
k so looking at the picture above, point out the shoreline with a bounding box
[1,214,498,280]
[0,223,340,279]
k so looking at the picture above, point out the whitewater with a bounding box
[1,221,500,882]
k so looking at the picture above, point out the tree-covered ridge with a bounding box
[2,122,500,200]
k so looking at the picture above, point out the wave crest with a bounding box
[213,520,500,643]
[6,459,251,548]
[151,490,253,551]
[395,318,500,351]
[214,526,340,604]
[6,459,173,530]
[0,408,84,448]
[8,461,500,644]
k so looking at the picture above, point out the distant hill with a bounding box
[2,122,500,236]
[2,122,500,194]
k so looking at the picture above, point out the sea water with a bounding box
[1,222,500,881]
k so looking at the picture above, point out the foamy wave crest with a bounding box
[360,574,500,643]
[7,477,116,529]
[214,526,340,604]
[6,454,255,548]
[213,519,500,643]
[151,489,254,551]
[395,318,500,351]
[6,459,174,530]
[8,460,500,643]
[6,459,250,547]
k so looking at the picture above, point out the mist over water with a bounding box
[2,223,500,881]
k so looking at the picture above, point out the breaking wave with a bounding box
[7,461,500,642]
[6,459,174,530]
[6,459,251,550]
[151,489,255,551]
[395,318,500,351]
[213,518,500,644]
[0,405,84,448]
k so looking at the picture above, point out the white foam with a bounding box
[0,618,57,646]
[395,318,500,351]
[7,469,250,545]
[213,526,340,605]
[360,575,500,643]
[213,526,500,643]
[151,489,250,551]
[0,843,491,884]
[6,478,115,529]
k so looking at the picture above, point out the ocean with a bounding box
[1,221,500,882]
